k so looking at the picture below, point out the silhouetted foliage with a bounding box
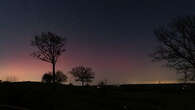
[31,32,66,83]
[151,16,195,82]
[70,66,95,86]
[55,70,68,83]
[179,72,191,83]
[42,73,53,83]
[42,71,67,83]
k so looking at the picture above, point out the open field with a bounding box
[0,82,195,110]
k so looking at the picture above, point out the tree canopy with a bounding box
[70,66,95,86]
[152,16,195,82]
[31,32,66,83]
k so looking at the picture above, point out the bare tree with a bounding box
[70,66,95,86]
[151,16,195,82]
[31,32,66,83]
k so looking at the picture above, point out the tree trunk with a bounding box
[52,62,56,83]
[81,81,84,86]
[184,72,187,84]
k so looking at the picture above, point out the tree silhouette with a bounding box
[42,71,67,83]
[42,73,53,83]
[70,66,95,86]
[97,79,108,88]
[31,32,66,83]
[55,70,68,83]
[151,16,195,81]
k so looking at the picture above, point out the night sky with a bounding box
[0,0,195,84]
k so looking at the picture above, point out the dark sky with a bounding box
[0,0,195,83]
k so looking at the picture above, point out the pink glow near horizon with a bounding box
[0,50,178,84]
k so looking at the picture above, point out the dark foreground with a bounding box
[0,82,195,110]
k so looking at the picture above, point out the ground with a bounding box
[0,82,194,110]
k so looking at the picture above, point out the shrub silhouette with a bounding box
[42,71,67,83]
[42,73,53,83]
[55,70,68,83]
[98,80,108,88]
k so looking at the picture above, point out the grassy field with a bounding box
[0,82,195,110]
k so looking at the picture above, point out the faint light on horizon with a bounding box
[129,80,180,84]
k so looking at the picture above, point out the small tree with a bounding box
[55,70,68,83]
[70,66,95,86]
[98,79,108,87]
[42,73,53,83]
[42,71,67,84]
[31,32,66,83]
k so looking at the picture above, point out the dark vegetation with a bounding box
[42,71,67,84]
[2,16,195,110]
[69,66,95,86]
[31,32,66,83]
[151,16,195,83]
[0,82,195,110]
